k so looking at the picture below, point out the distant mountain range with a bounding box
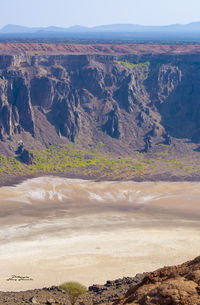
[2,22,200,34]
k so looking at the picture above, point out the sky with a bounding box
[1,0,200,28]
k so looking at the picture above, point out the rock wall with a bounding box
[0,53,200,155]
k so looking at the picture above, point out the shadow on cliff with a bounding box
[156,63,200,145]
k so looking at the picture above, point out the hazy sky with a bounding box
[1,0,200,28]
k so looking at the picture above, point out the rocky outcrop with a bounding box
[0,286,70,305]
[84,274,145,305]
[0,72,34,139]
[20,148,34,164]
[1,51,200,155]
[113,256,200,305]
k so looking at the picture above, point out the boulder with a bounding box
[21,148,34,165]
[29,296,39,304]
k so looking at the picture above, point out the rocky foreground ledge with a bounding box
[1,256,200,305]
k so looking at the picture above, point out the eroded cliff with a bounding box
[0,50,200,156]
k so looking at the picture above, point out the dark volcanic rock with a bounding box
[21,148,34,164]
[0,286,70,305]
[1,51,200,155]
[82,274,146,305]
[102,106,121,139]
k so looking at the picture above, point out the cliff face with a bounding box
[0,52,200,155]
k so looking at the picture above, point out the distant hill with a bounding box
[2,22,200,34]
[0,24,42,33]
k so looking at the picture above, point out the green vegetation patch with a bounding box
[116,61,150,82]
[1,143,200,181]
[59,281,87,305]
[0,155,24,175]
[117,60,150,70]
[0,145,157,180]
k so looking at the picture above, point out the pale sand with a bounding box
[0,177,200,291]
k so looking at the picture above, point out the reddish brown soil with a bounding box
[113,256,200,305]
[1,43,200,55]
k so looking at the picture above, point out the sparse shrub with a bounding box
[59,281,87,305]
[98,141,105,147]
[90,148,97,153]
